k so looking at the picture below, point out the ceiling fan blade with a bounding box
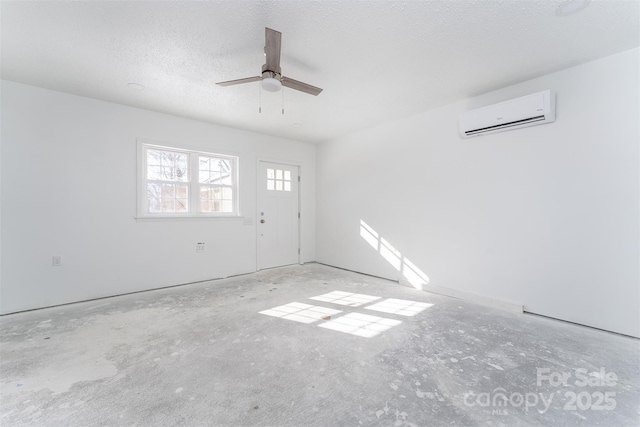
[265,28,282,73]
[216,76,261,86]
[281,76,323,96]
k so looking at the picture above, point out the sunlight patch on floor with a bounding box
[309,291,381,307]
[365,298,433,316]
[259,303,342,324]
[260,291,431,338]
[318,312,402,338]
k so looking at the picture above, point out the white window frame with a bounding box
[137,140,240,219]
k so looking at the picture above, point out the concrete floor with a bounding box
[1,263,638,426]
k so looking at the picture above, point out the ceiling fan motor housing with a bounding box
[261,64,281,80]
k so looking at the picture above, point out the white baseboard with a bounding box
[399,278,523,313]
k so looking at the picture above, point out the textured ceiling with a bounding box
[1,1,638,143]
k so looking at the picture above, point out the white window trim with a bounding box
[136,139,241,219]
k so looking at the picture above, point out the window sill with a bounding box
[134,215,245,222]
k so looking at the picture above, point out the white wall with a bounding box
[317,48,639,338]
[0,80,316,314]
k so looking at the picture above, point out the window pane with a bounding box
[219,173,232,185]
[203,187,218,200]
[200,170,220,184]
[200,156,231,180]
[199,157,212,183]
[200,185,233,213]
[284,181,291,192]
[267,180,275,191]
[161,152,187,167]
[161,167,172,180]
[147,149,188,182]
[147,150,162,166]
[199,157,232,184]
[218,159,231,173]
[276,169,283,179]
[148,150,188,182]
[284,170,291,181]
[162,199,174,212]
[145,182,190,214]
[175,156,188,171]
[176,185,188,199]
[175,199,188,212]
[162,183,175,198]
[147,183,161,212]
[147,165,162,180]
[210,159,221,173]
[276,180,283,191]
[267,169,274,179]
[167,166,187,182]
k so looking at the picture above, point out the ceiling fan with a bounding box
[216,28,323,96]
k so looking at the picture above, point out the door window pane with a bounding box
[267,168,294,192]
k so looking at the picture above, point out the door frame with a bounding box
[256,157,303,271]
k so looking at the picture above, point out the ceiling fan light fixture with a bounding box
[261,77,282,92]
[556,0,591,16]
[127,82,145,90]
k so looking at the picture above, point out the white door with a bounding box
[257,161,300,270]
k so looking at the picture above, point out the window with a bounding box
[266,168,292,192]
[138,142,238,217]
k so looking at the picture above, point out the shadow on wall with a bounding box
[359,220,431,290]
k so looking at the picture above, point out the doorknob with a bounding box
[260,219,265,224]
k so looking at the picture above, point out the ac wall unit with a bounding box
[459,90,556,138]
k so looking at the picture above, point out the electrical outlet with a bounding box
[52,256,62,266]
[196,242,205,253]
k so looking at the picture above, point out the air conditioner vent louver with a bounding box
[459,90,555,138]
[465,115,546,136]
